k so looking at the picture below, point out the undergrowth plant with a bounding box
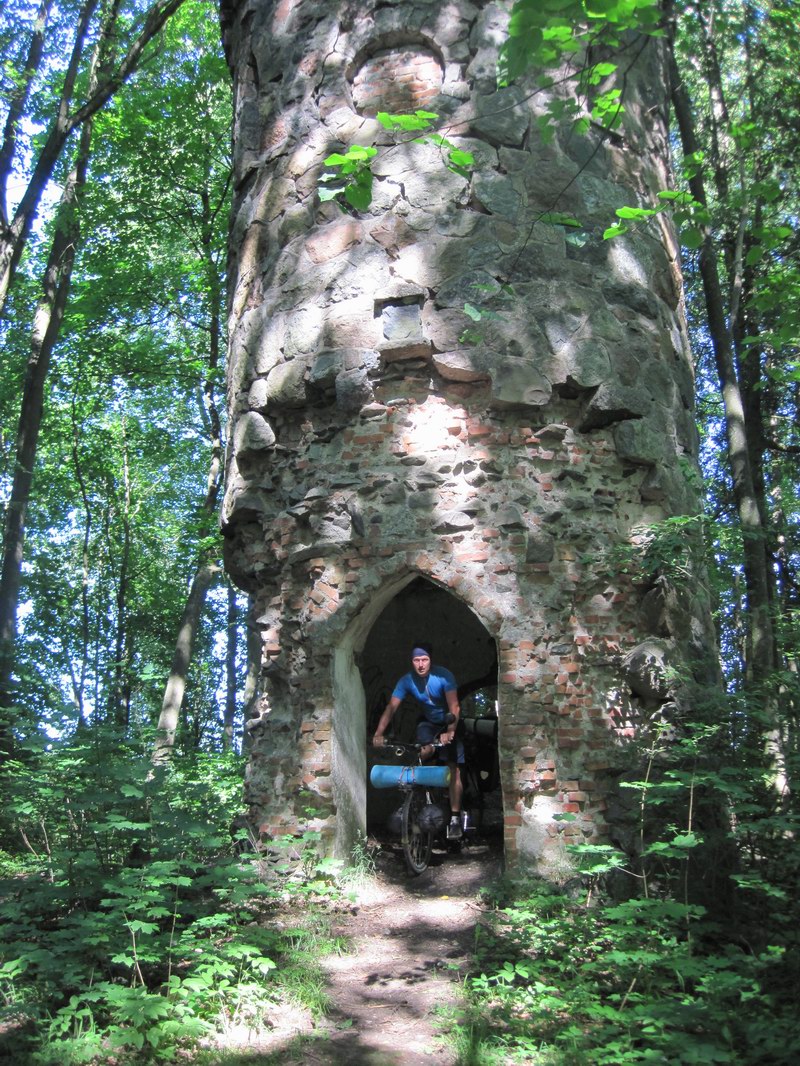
[0,728,347,1063]
[455,719,800,1065]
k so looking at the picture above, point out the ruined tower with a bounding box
[219,0,715,872]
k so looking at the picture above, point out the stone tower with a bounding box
[219,0,714,872]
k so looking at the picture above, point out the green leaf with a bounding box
[540,211,582,228]
[615,205,656,220]
[448,148,475,168]
[377,110,438,132]
[588,60,618,84]
[344,180,372,212]
[603,222,629,239]
[681,227,704,249]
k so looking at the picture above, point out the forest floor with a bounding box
[204,832,505,1065]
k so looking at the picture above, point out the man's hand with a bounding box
[440,730,455,746]
[372,734,385,747]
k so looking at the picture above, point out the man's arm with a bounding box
[441,688,460,744]
[373,695,401,746]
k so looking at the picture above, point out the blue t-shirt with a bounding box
[392,666,456,725]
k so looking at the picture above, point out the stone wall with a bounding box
[219,0,716,872]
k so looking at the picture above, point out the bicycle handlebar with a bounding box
[372,739,444,756]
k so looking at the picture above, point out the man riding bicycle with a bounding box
[372,642,464,839]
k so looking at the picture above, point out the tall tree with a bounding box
[668,0,799,786]
[1,1,233,750]
[0,0,188,316]
[0,1,114,754]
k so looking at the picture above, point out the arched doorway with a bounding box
[359,576,501,841]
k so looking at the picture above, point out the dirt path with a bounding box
[216,837,503,1064]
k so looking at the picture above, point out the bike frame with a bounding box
[371,741,449,875]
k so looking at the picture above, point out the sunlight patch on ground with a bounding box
[200,1002,314,1056]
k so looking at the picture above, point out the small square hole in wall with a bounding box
[374,295,431,361]
[376,296,424,344]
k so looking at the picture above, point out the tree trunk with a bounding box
[223,584,237,750]
[152,559,219,763]
[67,395,94,727]
[150,152,225,761]
[108,420,134,728]
[241,597,262,755]
[0,91,97,755]
[669,46,775,689]
[0,0,55,224]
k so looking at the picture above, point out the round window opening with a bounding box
[351,46,444,117]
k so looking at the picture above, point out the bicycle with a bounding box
[370,740,463,875]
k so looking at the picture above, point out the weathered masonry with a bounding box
[219,0,716,873]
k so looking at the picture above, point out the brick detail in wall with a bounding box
[352,48,443,116]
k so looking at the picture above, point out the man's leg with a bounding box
[448,762,463,814]
[447,761,463,838]
[416,720,436,761]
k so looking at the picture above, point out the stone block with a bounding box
[380,301,423,344]
[431,510,475,531]
[525,532,555,564]
[322,297,382,349]
[302,218,362,264]
[308,349,343,390]
[489,356,552,410]
[284,306,324,358]
[472,171,524,221]
[248,378,269,411]
[265,359,309,409]
[373,140,470,212]
[612,412,670,465]
[432,348,491,382]
[623,639,674,702]
[579,382,651,431]
[237,304,286,376]
[433,268,501,309]
[494,504,525,529]
[234,411,277,454]
[471,86,529,146]
[335,368,373,412]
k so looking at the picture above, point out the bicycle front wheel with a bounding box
[401,789,432,875]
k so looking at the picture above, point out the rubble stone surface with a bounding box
[219,0,716,873]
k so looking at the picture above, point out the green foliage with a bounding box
[602,188,710,244]
[499,0,662,142]
[0,731,345,1062]
[456,727,800,1065]
[1,0,238,748]
[580,513,710,599]
[319,144,378,211]
[376,109,438,133]
[318,110,475,213]
[671,1,800,703]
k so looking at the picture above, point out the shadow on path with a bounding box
[211,838,503,1065]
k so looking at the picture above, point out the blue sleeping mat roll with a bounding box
[370,764,451,789]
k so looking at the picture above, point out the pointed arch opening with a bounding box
[357,576,502,846]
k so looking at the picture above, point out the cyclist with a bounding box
[372,642,464,839]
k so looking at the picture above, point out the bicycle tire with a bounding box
[402,789,432,875]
